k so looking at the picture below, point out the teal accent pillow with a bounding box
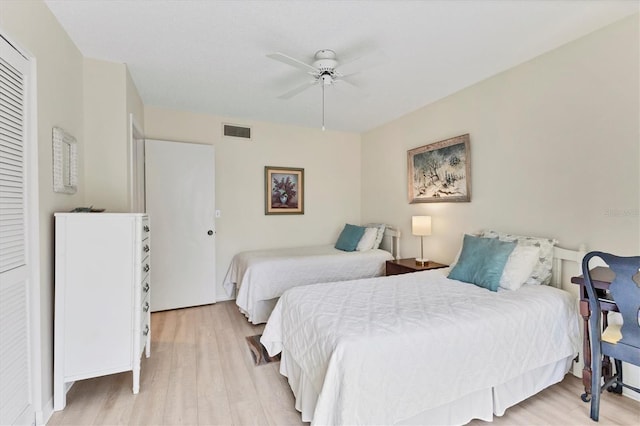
[448,234,517,292]
[335,224,366,252]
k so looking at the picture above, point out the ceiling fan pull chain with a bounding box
[321,83,325,131]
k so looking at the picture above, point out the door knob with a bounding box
[207,230,214,236]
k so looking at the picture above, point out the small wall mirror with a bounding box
[52,127,78,194]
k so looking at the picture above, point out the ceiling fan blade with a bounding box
[333,79,366,98]
[338,43,377,66]
[267,52,318,74]
[335,46,382,77]
[278,80,317,99]
[337,72,362,87]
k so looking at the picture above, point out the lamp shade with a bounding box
[412,216,432,236]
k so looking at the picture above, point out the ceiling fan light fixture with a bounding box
[320,73,334,85]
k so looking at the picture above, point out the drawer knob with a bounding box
[143,302,150,312]
[143,225,150,232]
[143,325,150,336]
[143,244,150,252]
[143,282,150,293]
[143,264,150,273]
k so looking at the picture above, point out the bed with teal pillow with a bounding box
[448,234,516,292]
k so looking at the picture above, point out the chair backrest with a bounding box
[582,251,640,349]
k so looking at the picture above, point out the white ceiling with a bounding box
[44,0,638,133]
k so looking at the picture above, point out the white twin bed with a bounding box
[223,225,400,324]
[260,233,584,425]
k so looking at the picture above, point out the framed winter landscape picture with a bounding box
[265,166,304,215]
[407,134,471,203]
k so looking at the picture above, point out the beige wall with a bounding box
[126,67,145,132]
[83,58,128,211]
[83,58,145,211]
[144,106,362,299]
[1,0,85,418]
[362,15,640,271]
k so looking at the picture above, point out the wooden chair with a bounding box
[581,251,640,421]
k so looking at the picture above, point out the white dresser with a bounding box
[53,213,151,411]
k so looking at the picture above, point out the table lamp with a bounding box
[412,216,432,266]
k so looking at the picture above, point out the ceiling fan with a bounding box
[267,49,367,130]
[267,49,361,99]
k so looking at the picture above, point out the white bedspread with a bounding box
[261,269,581,425]
[223,245,393,324]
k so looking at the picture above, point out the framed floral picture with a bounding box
[407,134,471,203]
[265,166,304,215]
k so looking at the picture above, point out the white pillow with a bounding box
[480,230,558,285]
[499,245,540,291]
[365,223,386,249]
[356,227,378,251]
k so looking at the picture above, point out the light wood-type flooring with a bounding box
[48,301,640,425]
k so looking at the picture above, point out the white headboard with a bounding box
[550,244,587,288]
[380,226,401,260]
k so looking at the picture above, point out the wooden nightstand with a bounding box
[385,258,448,276]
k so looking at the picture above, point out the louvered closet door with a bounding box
[0,36,34,425]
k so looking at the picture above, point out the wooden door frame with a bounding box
[128,113,145,212]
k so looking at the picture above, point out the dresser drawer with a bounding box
[140,290,150,321]
[141,259,150,276]
[137,289,150,353]
[140,218,150,240]
[139,323,150,356]
[139,298,150,357]
[141,294,150,320]
[141,240,150,259]
[141,275,150,298]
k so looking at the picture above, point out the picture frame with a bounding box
[265,166,304,215]
[52,127,78,194]
[407,134,471,203]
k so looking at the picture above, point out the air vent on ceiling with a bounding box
[223,123,252,140]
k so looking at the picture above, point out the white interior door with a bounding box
[145,139,215,311]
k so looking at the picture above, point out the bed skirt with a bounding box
[278,348,574,425]
[238,298,278,324]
